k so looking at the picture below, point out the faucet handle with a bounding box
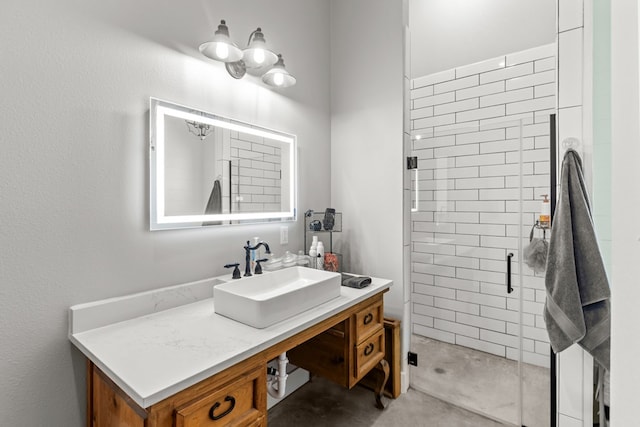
[254,258,268,275]
[224,263,241,279]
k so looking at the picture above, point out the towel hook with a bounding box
[562,137,580,150]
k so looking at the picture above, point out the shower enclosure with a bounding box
[407,48,556,424]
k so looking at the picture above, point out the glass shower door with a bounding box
[408,118,551,426]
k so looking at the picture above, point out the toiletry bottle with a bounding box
[316,241,325,270]
[539,195,550,228]
[251,237,260,273]
[309,245,317,269]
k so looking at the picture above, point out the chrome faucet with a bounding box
[243,240,271,277]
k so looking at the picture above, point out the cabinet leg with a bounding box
[374,359,390,410]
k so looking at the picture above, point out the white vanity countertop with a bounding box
[69,273,392,409]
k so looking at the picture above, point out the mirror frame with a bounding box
[149,97,297,230]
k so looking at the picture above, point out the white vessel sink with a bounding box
[213,267,342,328]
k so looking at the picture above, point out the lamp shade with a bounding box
[242,28,278,69]
[199,20,243,62]
[262,54,296,88]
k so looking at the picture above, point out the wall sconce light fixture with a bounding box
[199,20,296,88]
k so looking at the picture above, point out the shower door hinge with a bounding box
[407,156,418,170]
[408,351,418,366]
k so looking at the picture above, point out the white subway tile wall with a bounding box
[230,131,282,213]
[410,44,555,368]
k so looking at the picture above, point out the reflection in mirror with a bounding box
[150,98,296,230]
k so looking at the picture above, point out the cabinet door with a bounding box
[354,329,385,382]
[175,366,264,427]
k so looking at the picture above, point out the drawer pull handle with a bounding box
[208,395,236,421]
[363,313,373,325]
[364,343,375,356]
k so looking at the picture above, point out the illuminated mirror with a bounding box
[150,98,296,230]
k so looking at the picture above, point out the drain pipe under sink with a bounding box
[267,353,289,399]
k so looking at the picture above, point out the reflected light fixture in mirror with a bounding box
[149,98,297,230]
[185,115,214,140]
[199,19,295,88]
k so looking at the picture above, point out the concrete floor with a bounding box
[268,376,509,427]
[267,335,549,426]
[410,334,550,427]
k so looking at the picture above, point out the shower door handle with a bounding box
[506,253,514,294]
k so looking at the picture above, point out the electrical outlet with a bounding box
[280,226,288,245]
[408,351,418,366]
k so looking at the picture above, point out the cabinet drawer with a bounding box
[354,328,385,381]
[175,366,264,427]
[354,299,383,343]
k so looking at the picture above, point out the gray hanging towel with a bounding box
[202,179,222,226]
[544,149,610,370]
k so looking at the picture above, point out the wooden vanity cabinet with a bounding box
[85,290,389,427]
[288,294,386,389]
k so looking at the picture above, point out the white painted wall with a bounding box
[0,0,330,425]
[610,1,640,424]
[328,0,403,313]
[329,0,406,387]
[164,115,207,215]
[409,0,556,78]
[330,0,405,317]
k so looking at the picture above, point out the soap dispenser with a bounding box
[539,195,550,228]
